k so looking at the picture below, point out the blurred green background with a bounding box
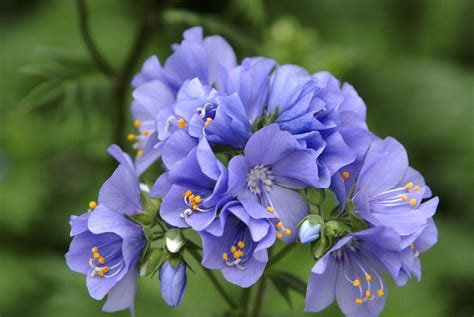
[1,0,473,316]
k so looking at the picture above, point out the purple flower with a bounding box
[227,124,321,243]
[351,137,439,249]
[267,65,371,189]
[160,261,187,307]
[65,150,147,313]
[200,202,276,287]
[151,137,229,231]
[174,78,252,148]
[305,227,401,317]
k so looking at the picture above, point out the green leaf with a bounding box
[140,248,165,277]
[268,271,306,307]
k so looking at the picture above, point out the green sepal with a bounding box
[311,233,332,260]
[306,188,326,206]
[167,253,183,268]
[325,220,351,238]
[140,248,166,277]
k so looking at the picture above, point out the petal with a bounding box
[204,35,237,84]
[221,257,266,288]
[271,150,321,188]
[102,267,139,313]
[304,256,338,312]
[162,130,198,169]
[227,155,250,195]
[98,165,142,215]
[160,185,191,228]
[132,80,175,115]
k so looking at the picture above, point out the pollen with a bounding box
[231,246,237,253]
[194,196,202,203]
[204,117,213,127]
[238,241,245,248]
[93,252,100,259]
[353,279,360,287]
[414,185,420,191]
[401,195,408,202]
[284,229,292,235]
[137,150,144,157]
[365,274,372,282]
[184,191,192,198]
[133,119,141,128]
[410,243,415,250]
[355,298,363,305]
[91,246,98,253]
[365,290,371,298]
[222,253,228,261]
[142,130,149,137]
[102,266,109,273]
[192,204,199,210]
[377,289,384,297]
[276,232,283,239]
[97,270,105,277]
[266,206,274,213]
[405,182,413,189]
[342,171,350,180]
[98,257,105,265]
[127,133,137,141]
[88,201,97,210]
[276,222,284,230]
[178,118,187,129]
[410,198,417,206]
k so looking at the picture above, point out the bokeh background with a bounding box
[1,0,473,316]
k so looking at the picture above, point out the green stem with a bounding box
[187,249,238,309]
[239,287,252,317]
[267,243,296,269]
[251,276,267,317]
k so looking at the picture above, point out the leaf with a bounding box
[268,271,307,307]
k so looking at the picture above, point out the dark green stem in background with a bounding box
[239,287,252,317]
[251,276,266,317]
[187,249,238,310]
[267,243,296,269]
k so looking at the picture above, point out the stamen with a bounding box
[405,182,413,189]
[133,120,141,128]
[238,241,245,248]
[266,206,274,213]
[365,274,372,281]
[137,150,143,158]
[401,195,408,202]
[127,133,137,141]
[342,171,350,180]
[222,253,228,260]
[204,118,213,127]
[409,198,417,206]
[414,185,420,191]
[142,130,149,137]
[284,229,292,235]
[276,232,283,239]
[353,279,360,287]
[88,201,97,210]
[178,118,187,129]
[365,290,371,298]
[377,289,384,297]
[355,298,363,305]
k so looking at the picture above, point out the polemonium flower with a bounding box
[151,137,229,231]
[351,137,439,249]
[174,78,252,148]
[160,261,187,307]
[227,124,321,243]
[305,227,401,317]
[267,65,371,189]
[65,153,146,313]
[200,201,276,287]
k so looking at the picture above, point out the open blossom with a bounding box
[350,137,439,249]
[228,124,321,243]
[65,149,146,313]
[200,201,276,287]
[151,137,230,231]
[305,227,401,317]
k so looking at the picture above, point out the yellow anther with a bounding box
[204,118,213,127]
[276,222,284,230]
[414,185,420,191]
[365,290,371,298]
[355,298,363,305]
[353,279,360,287]
[91,246,98,253]
[238,241,245,248]
[97,270,105,277]
[127,133,137,141]
[222,253,228,261]
[194,196,202,203]
[410,243,415,250]
[137,150,143,158]
[284,229,292,235]
[102,266,109,273]
[266,206,274,213]
[133,119,141,128]
[233,251,241,259]
[98,257,105,265]
[377,289,384,297]
[192,204,199,210]
[276,232,283,239]
[410,198,417,206]
[231,246,237,253]
[405,182,413,189]
[342,171,350,180]
[93,252,100,259]
[401,195,408,202]
[365,274,372,281]
[189,194,195,201]
[89,200,97,210]
[142,130,150,137]
[184,191,192,198]
[178,118,187,129]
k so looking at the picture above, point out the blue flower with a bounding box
[228,124,321,243]
[160,261,187,307]
[305,227,401,316]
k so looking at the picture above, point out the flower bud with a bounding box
[165,229,185,253]
[159,261,187,307]
[299,219,321,244]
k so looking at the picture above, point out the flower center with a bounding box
[247,165,274,195]
[180,190,211,219]
[88,243,124,278]
[222,222,254,270]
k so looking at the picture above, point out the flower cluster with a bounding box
[65,27,438,317]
